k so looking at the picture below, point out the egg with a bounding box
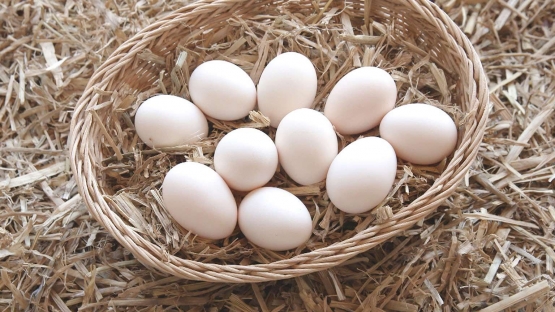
[214,128,278,192]
[324,67,397,135]
[134,95,208,148]
[238,187,312,251]
[326,137,397,214]
[379,103,457,165]
[162,162,237,240]
[257,52,318,127]
[275,108,338,185]
[189,60,256,121]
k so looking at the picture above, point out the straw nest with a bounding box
[1,0,554,310]
[68,0,488,283]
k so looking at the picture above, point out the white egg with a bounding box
[162,162,237,240]
[379,103,458,165]
[238,187,313,251]
[214,128,278,192]
[189,60,256,121]
[257,52,317,127]
[275,108,338,185]
[326,137,397,214]
[324,67,397,135]
[134,95,208,148]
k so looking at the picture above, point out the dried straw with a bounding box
[1,0,554,310]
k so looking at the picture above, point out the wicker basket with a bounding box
[69,0,489,282]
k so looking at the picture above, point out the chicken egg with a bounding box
[275,108,338,185]
[134,95,208,148]
[257,52,317,127]
[379,103,458,165]
[238,187,313,251]
[324,67,397,135]
[189,60,256,121]
[214,128,278,192]
[326,137,397,214]
[162,162,237,240]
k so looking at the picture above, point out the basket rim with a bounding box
[69,0,490,283]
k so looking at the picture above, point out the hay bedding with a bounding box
[0,0,554,310]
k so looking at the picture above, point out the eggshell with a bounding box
[379,103,457,165]
[189,60,256,121]
[275,108,338,185]
[324,67,397,135]
[326,137,397,214]
[214,128,278,192]
[257,52,318,127]
[238,187,312,251]
[162,162,237,240]
[135,95,208,148]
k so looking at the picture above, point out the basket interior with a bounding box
[75,0,480,274]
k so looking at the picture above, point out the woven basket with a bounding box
[70,0,489,282]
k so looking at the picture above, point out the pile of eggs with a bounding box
[134,52,457,251]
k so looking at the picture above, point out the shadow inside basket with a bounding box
[91,0,468,265]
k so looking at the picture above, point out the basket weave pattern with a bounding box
[70,0,489,282]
